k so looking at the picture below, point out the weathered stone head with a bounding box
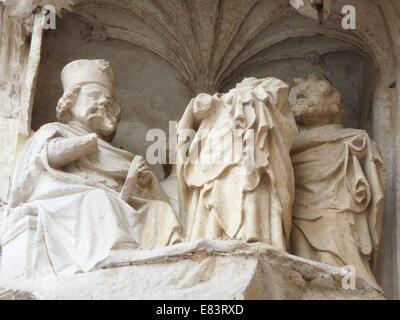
[192,92,215,124]
[56,59,121,141]
[289,74,343,126]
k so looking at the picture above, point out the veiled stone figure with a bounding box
[289,75,385,290]
[176,77,298,250]
[2,59,182,277]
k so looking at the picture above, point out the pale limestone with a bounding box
[0,240,386,300]
[161,166,179,219]
[177,77,298,250]
[0,60,182,279]
[0,0,400,299]
[289,75,385,292]
[0,288,36,300]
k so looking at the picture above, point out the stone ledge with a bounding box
[0,240,386,300]
[0,288,37,300]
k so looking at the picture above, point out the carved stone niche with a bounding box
[0,0,399,300]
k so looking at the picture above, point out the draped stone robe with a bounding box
[290,124,385,290]
[3,122,182,276]
[177,78,298,250]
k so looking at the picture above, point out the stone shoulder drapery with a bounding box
[291,124,385,290]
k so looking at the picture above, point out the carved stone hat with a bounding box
[61,59,115,92]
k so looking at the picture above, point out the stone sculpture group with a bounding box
[0,60,385,291]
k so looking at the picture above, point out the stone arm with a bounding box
[47,133,99,168]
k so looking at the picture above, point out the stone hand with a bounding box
[130,156,152,187]
[120,155,151,201]
[137,162,152,188]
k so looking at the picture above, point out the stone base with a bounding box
[0,288,36,300]
[0,240,386,300]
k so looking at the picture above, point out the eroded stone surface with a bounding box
[0,288,36,300]
[1,0,400,299]
[0,240,385,300]
[289,75,385,291]
[177,77,298,249]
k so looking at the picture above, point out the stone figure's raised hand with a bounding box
[120,155,152,201]
[47,133,99,168]
[134,156,152,187]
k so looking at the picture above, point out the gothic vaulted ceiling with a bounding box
[15,0,394,93]
[29,0,396,161]
[76,0,396,91]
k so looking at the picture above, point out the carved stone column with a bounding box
[0,5,46,267]
[375,0,400,300]
[0,4,29,202]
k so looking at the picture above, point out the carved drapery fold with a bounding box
[0,0,400,299]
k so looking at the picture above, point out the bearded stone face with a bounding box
[70,83,121,138]
[289,75,343,127]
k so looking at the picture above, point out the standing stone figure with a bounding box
[289,74,385,290]
[176,77,298,250]
[2,59,182,276]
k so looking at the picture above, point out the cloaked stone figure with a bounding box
[3,59,182,276]
[289,75,385,290]
[177,77,298,250]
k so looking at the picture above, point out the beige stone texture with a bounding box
[0,240,386,300]
[289,75,385,291]
[1,0,400,299]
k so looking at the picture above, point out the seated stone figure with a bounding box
[1,59,182,277]
[289,74,385,290]
[177,77,298,250]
